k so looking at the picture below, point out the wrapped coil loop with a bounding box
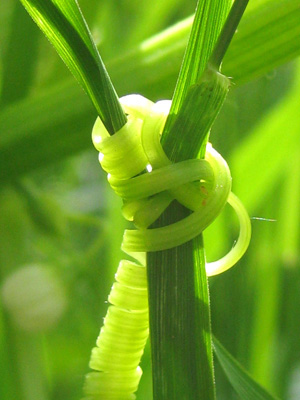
[84,94,251,399]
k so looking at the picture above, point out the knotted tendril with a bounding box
[83,94,251,400]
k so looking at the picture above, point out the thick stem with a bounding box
[147,204,215,399]
[145,1,251,397]
[147,86,217,399]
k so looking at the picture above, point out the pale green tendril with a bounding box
[84,94,251,400]
[92,94,251,271]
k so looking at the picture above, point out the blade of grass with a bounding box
[230,66,300,214]
[0,1,40,106]
[280,152,300,267]
[19,0,126,133]
[223,0,300,84]
[213,336,280,400]
[162,1,231,138]
[209,0,249,70]
[0,81,95,183]
[161,0,249,161]
[247,209,281,393]
[146,1,251,398]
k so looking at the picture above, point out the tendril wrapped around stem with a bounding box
[83,94,251,399]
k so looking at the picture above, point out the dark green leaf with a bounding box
[147,1,232,399]
[163,0,231,138]
[19,0,126,133]
[213,336,280,400]
[223,0,300,84]
[0,1,39,106]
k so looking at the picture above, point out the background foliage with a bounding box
[0,0,300,399]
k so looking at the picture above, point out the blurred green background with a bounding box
[1,0,299,399]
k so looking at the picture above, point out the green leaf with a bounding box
[230,68,300,214]
[161,0,248,160]
[19,0,126,133]
[213,336,280,400]
[163,0,232,138]
[280,152,300,267]
[0,81,95,183]
[162,68,230,161]
[146,1,233,399]
[223,0,300,84]
[0,1,40,106]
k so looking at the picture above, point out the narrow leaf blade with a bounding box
[223,0,300,84]
[19,0,125,133]
[147,1,232,399]
[163,0,231,137]
[213,336,280,400]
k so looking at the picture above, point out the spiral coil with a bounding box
[83,94,251,399]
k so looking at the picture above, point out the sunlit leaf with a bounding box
[230,68,300,214]
[213,336,280,400]
[19,0,125,133]
[147,1,233,398]
[223,0,300,84]
[165,0,231,124]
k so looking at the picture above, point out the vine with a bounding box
[83,94,251,399]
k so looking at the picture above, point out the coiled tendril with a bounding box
[83,94,251,400]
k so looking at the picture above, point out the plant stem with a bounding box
[147,218,214,400]
[147,115,216,399]
[146,0,250,398]
[147,71,223,400]
[209,0,249,70]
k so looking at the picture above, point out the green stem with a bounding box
[146,121,216,399]
[148,223,213,400]
[146,69,220,400]
[209,0,249,69]
[146,1,250,398]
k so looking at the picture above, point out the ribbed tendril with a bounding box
[83,94,251,399]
